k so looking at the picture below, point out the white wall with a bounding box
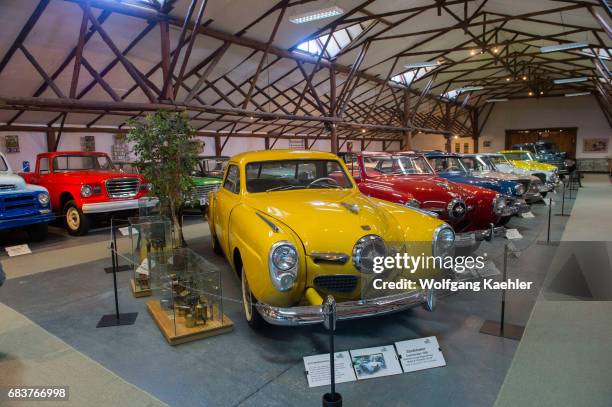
[478,95,611,159]
[410,133,475,153]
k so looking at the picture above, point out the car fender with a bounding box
[228,204,306,307]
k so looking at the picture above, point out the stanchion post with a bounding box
[322,296,342,407]
[556,178,570,217]
[547,197,552,245]
[96,219,139,328]
[500,244,507,336]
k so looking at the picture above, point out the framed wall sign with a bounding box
[5,135,19,153]
[583,138,608,153]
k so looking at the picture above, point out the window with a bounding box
[223,165,240,194]
[38,158,49,174]
[245,159,352,192]
[295,22,373,59]
[428,156,467,173]
[0,156,8,172]
[52,154,112,172]
[363,156,433,176]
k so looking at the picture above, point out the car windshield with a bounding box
[195,157,228,177]
[0,156,8,172]
[461,156,496,171]
[52,154,113,172]
[535,142,556,152]
[246,159,353,193]
[428,156,467,173]
[487,155,511,166]
[503,151,535,161]
[363,155,433,176]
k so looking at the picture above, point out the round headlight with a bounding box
[80,184,93,198]
[352,235,386,273]
[271,244,298,271]
[514,183,526,196]
[269,241,298,292]
[433,225,455,257]
[492,194,506,215]
[405,198,420,208]
[37,192,50,206]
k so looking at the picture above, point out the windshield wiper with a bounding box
[265,185,304,192]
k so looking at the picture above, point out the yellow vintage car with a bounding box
[499,150,561,195]
[208,150,455,328]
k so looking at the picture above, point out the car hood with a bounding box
[244,189,404,254]
[0,173,26,190]
[364,174,465,206]
[49,170,144,183]
[473,170,521,181]
[508,160,557,171]
[191,176,222,186]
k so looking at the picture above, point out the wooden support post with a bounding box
[159,21,171,98]
[214,133,221,156]
[264,137,270,150]
[472,109,480,153]
[360,139,365,151]
[329,65,338,154]
[445,136,452,153]
[402,89,412,150]
[46,130,56,152]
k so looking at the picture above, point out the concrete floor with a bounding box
[0,191,580,407]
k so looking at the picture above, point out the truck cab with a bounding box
[0,152,53,241]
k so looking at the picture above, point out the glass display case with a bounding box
[147,247,233,345]
[128,216,173,297]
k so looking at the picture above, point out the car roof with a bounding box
[38,151,109,157]
[499,150,527,153]
[230,149,340,165]
[421,151,459,157]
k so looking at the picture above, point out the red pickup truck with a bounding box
[22,151,155,235]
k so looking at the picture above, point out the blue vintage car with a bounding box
[423,151,529,224]
[0,153,54,241]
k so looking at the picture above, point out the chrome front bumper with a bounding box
[503,198,530,216]
[82,197,159,214]
[455,224,506,247]
[256,289,432,326]
[525,191,542,203]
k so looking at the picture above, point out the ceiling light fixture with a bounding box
[528,91,534,96]
[540,91,544,95]
[289,6,344,24]
[404,61,442,69]
[506,77,511,82]
[492,47,499,53]
[564,91,591,97]
[553,77,588,84]
[540,42,588,53]
[486,98,509,103]
[469,49,477,56]
[522,76,528,80]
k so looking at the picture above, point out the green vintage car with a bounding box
[186,156,229,212]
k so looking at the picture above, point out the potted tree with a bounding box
[128,111,199,246]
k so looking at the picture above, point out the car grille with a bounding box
[0,184,16,191]
[106,177,139,198]
[195,184,220,200]
[0,193,37,219]
[314,275,358,293]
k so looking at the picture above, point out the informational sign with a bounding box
[303,337,447,388]
[22,161,30,173]
[395,336,446,373]
[349,345,402,380]
[5,244,32,257]
[520,211,535,218]
[303,351,356,388]
[505,228,523,240]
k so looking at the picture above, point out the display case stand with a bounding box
[146,300,233,345]
[130,278,152,298]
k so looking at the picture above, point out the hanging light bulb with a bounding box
[522,75,528,81]
[528,91,534,96]
[469,49,477,56]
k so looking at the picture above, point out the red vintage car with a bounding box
[341,152,506,246]
[21,151,156,235]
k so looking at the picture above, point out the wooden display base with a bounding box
[146,300,233,345]
[130,278,152,298]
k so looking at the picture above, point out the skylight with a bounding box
[390,64,439,87]
[443,86,483,99]
[295,22,370,59]
[578,48,611,61]
[119,0,165,10]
